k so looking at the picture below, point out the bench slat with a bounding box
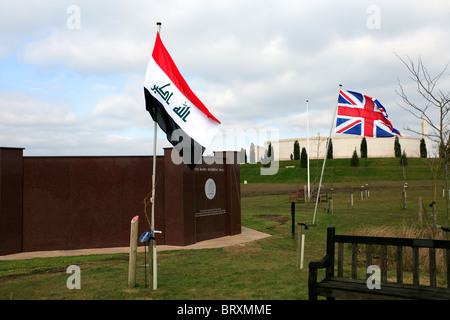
[337,242,344,277]
[381,245,388,282]
[413,247,419,286]
[366,244,372,269]
[397,246,403,284]
[447,249,450,288]
[334,234,450,249]
[316,277,450,300]
[429,248,436,287]
[351,243,358,279]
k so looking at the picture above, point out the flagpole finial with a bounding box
[339,84,342,88]
[156,22,162,33]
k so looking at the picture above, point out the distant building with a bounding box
[263,135,423,161]
[247,121,429,162]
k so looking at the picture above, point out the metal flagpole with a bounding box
[312,85,341,224]
[306,99,310,201]
[150,21,162,291]
[151,116,157,291]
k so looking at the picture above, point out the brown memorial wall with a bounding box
[0,147,241,254]
[0,148,24,255]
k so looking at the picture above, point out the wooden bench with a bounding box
[311,188,328,203]
[309,227,450,300]
[289,188,328,203]
[289,189,306,203]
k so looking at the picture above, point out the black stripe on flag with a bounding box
[144,87,205,170]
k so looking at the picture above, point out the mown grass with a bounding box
[0,157,448,300]
[240,157,435,184]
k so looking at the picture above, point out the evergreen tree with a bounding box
[327,138,333,159]
[261,143,273,167]
[293,140,300,160]
[394,136,401,158]
[400,150,408,167]
[301,147,308,168]
[360,137,368,158]
[420,138,427,158]
[351,149,359,167]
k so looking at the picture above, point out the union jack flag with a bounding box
[335,90,401,138]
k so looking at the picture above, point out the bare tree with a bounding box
[395,54,449,151]
[395,54,449,227]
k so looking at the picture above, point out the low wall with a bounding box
[0,147,241,255]
[0,148,24,255]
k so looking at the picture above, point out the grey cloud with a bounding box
[1,0,450,156]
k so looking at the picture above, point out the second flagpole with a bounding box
[306,99,310,201]
[312,84,341,224]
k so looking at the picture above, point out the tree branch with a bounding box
[395,53,450,152]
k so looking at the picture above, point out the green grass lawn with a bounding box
[240,157,435,184]
[1,157,448,300]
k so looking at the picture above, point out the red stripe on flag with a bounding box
[336,120,361,134]
[340,90,357,105]
[152,32,220,124]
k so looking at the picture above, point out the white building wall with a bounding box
[262,135,424,161]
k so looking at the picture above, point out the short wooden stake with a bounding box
[296,227,302,269]
[297,223,309,270]
[418,196,423,224]
[300,234,305,269]
[402,191,407,209]
[128,215,139,288]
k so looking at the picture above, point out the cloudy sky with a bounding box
[1,0,449,156]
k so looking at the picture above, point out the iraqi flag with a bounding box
[144,31,221,169]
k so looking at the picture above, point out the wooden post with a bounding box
[402,191,407,210]
[418,196,423,224]
[300,233,305,269]
[329,197,333,214]
[432,202,437,226]
[297,223,308,270]
[296,226,302,270]
[128,215,139,288]
[152,236,157,289]
[291,202,295,240]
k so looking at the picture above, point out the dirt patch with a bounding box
[255,214,289,230]
[0,266,66,283]
[0,255,128,283]
[241,184,298,197]
[255,215,289,224]
[224,244,263,253]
